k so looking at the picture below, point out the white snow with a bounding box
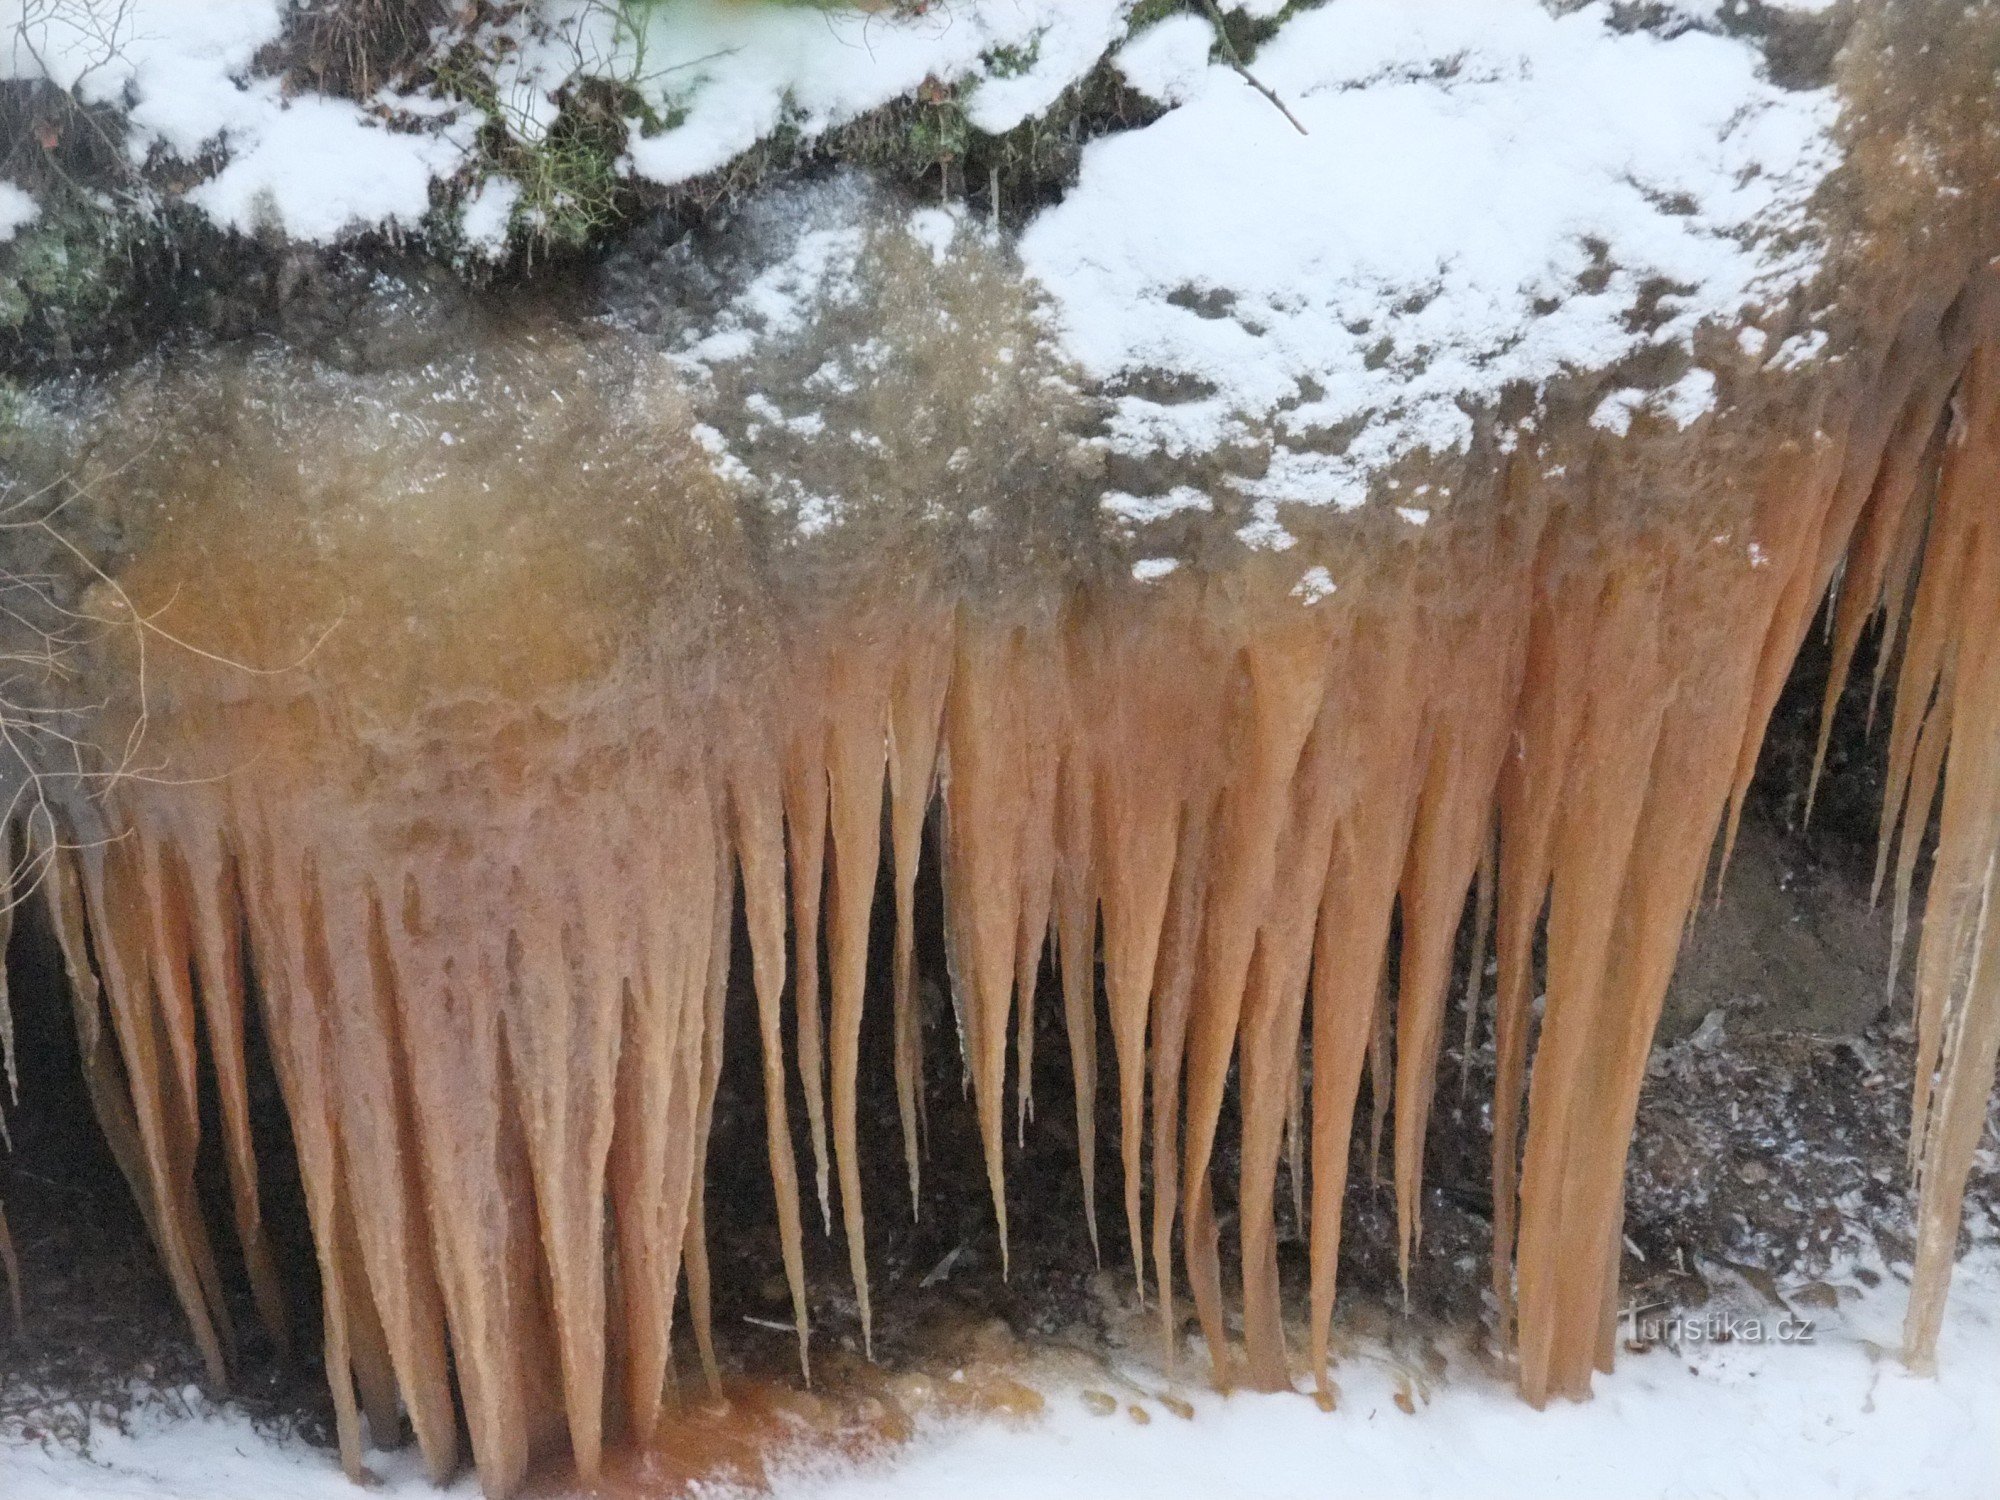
[0,179,37,242]
[1114,15,1217,109]
[188,94,463,242]
[2,0,1849,441]
[464,0,1123,192]
[0,0,474,242]
[963,3,1131,136]
[757,1256,2000,1500]
[6,1249,1995,1500]
[1019,0,1840,515]
[1101,487,1214,526]
[457,176,522,257]
[1292,565,1338,604]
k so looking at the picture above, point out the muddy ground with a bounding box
[0,611,1995,1468]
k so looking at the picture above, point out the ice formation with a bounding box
[0,4,1997,1499]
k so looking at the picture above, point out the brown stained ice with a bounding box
[1,24,1998,1494]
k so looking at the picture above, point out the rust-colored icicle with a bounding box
[1901,342,2000,1369]
[1054,742,1102,1260]
[685,816,736,1397]
[1285,1054,1305,1246]
[1888,681,1953,1017]
[1305,603,1431,1403]
[1491,559,1602,1346]
[178,825,289,1355]
[43,850,160,1253]
[1010,675,1061,1152]
[823,643,890,1358]
[1146,794,1214,1376]
[1179,609,1329,1390]
[727,749,811,1378]
[937,619,1055,1276]
[1393,590,1525,1285]
[1805,363,1961,818]
[1715,426,1853,884]
[1868,453,1937,734]
[1881,362,1993,1151]
[887,620,952,1215]
[1877,490,1971,909]
[1084,598,1213,1301]
[499,880,625,1479]
[359,814,558,1498]
[320,880,457,1478]
[609,776,719,1441]
[1365,973,1392,1189]
[242,837,370,1481]
[1458,832,1495,1100]
[75,838,228,1385]
[335,1173,404,1449]
[1236,684,1342,1391]
[1515,561,1670,1405]
[782,728,834,1234]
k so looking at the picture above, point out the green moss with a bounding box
[0,195,133,357]
[983,36,1044,80]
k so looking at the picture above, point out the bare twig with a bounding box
[0,456,342,913]
[1200,0,1307,137]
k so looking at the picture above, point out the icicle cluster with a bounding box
[0,248,1992,1496]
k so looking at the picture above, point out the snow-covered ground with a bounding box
[7,1247,1996,1500]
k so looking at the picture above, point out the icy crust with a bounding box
[605,177,1102,594]
[1021,0,1841,516]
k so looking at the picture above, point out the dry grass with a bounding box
[280,0,449,98]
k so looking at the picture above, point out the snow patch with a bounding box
[2,0,474,242]
[189,94,461,242]
[458,176,522,257]
[964,3,1130,135]
[460,0,1124,191]
[1101,486,1214,526]
[1292,566,1337,604]
[0,179,37,241]
[6,1249,1994,1500]
[1021,0,1840,519]
[1113,15,1217,109]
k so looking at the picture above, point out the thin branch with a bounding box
[1201,0,1307,137]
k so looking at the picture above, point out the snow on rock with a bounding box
[458,176,523,257]
[1113,14,1217,108]
[0,179,37,241]
[963,1,1131,134]
[0,0,474,242]
[470,0,1123,191]
[1019,0,1841,514]
[189,94,466,242]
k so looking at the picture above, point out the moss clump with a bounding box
[0,196,137,363]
